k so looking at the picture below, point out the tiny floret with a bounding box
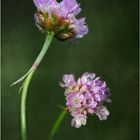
[60,72,111,128]
[33,0,88,40]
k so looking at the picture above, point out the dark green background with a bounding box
[2,0,139,140]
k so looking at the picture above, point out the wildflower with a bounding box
[60,72,111,128]
[33,0,88,40]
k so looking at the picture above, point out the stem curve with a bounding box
[20,32,54,140]
[49,108,67,140]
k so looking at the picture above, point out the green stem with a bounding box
[20,32,54,140]
[32,32,54,70]
[49,109,67,140]
[11,32,54,86]
[21,70,34,140]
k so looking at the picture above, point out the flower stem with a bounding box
[32,31,54,70]
[20,31,54,140]
[11,31,54,86]
[21,70,34,140]
[49,109,67,140]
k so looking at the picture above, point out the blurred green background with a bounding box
[2,0,139,140]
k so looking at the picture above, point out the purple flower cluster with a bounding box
[60,72,111,128]
[33,0,88,40]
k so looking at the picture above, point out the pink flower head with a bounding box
[60,72,111,128]
[33,0,88,40]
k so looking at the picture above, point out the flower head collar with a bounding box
[34,0,88,40]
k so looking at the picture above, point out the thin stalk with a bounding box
[31,31,54,70]
[21,70,34,140]
[11,31,54,86]
[49,109,67,140]
[20,32,54,140]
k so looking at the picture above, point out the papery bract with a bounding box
[33,0,88,40]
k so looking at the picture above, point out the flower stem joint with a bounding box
[34,0,88,40]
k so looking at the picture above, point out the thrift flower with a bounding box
[33,0,88,40]
[60,72,111,128]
